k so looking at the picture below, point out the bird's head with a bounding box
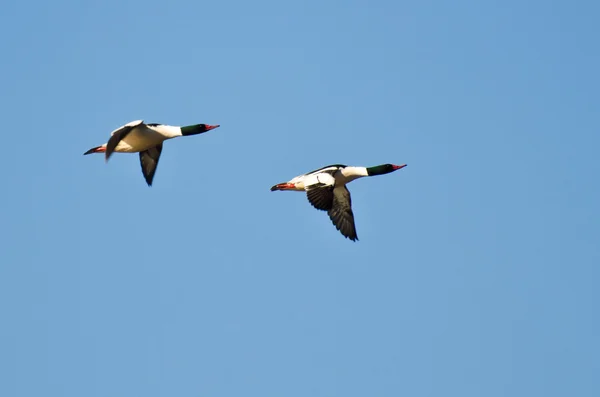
[366,163,407,176]
[181,123,220,136]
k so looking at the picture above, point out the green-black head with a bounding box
[366,163,407,176]
[181,123,220,136]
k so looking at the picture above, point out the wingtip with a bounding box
[143,174,153,187]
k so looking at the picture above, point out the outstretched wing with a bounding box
[327,186,358,241]
[105,120,144,161]
[138,143,163,186]
[305,172,336,211]
[306,186,334,211]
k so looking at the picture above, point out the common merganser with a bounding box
[84,119,220,186]
[271,163,407,241]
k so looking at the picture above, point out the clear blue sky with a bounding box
[1,0,598,396]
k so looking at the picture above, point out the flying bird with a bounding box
[271,163,407,241]
[84,120,220,186]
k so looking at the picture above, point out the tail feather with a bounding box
[83,146,105,155]
[271,182,295,191]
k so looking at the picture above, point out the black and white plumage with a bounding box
[270,163,407,241]
[84,120,220,186]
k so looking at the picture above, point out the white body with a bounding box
[109,121,182,153]
[288,166,368,191]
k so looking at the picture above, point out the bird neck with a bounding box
[339,166,369,183]
[149,124,184,139]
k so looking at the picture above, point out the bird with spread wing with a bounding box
[84,119,220,186]
[271,163,407,241]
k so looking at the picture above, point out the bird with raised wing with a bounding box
[84,120,220,186]
[271,163,407,241]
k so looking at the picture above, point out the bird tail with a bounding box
[270,182,296,191]
[83,145,106,155]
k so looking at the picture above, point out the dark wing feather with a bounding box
[105,125,136,161]
[306,186,334,211]
[304,164,347,176]
[138,143,163,186]
[327,186,358,241]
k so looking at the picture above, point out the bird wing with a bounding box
[306,186,334,211]
[105,120,144,161]
[305,172,336,211]
[138,143,163,186]
[304,164,347,176]
[327,185,358,241]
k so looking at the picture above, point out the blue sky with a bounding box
[1,0,599,396]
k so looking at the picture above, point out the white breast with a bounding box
[337,166,368,184]
[115,125,172,153]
